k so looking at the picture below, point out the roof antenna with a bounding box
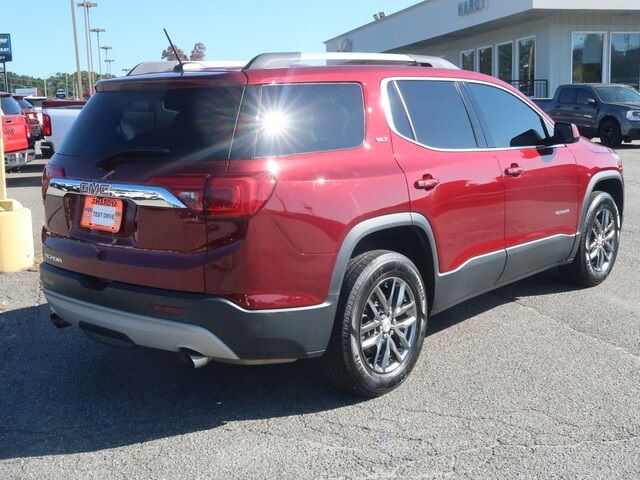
[163,28,184,72]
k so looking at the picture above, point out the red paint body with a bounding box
[42,66,623,310]
[1,93,29,153]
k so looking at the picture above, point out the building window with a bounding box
[517,37,535,96]
[572,32,604,83]
[610,33,640,89]
[497,42,513,81]
[478,46,493,75]
[461,50,475,71]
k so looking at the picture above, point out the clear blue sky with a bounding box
[7,0,418,78]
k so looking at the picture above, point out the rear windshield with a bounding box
[26,98,45,108]
[17,99,34,109]
[1,96,23,115]
[59,87,244,161]
[59,82,365,161]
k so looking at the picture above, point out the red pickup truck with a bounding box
[1,92,35,170]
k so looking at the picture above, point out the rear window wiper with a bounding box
[95,148,171,169]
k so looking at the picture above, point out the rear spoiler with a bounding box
[42,100,86,109]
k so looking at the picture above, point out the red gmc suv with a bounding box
[40,53,624,396]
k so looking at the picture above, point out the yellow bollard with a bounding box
[0,115,35,272]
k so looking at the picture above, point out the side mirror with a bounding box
[586,98,597,106]
[552,122,580,144]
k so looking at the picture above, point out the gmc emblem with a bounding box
[80,182,110,195]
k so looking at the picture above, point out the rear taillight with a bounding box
[147,175,207,212]
[42,164,65,199]
[42,113,52,136]
[149,172,276,219]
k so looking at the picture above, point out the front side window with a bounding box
[461,50,475,71]
[467,82,548,148]
[517,37,536,96]
[576,88,596,105]
[572,33,604,83]
[497,43,513,82]
[610,33,640,89]
[393,80,477,149]
[478,47,493,76]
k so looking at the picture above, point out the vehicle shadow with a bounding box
[6,175,43,189]
[0,269,577,460]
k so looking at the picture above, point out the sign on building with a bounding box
[0,34,12,62]
[458,0,486,17]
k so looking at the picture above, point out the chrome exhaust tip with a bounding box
[180,350,212,369]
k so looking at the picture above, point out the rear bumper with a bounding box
[4,149,35,170]
[40,262,336,361]
[621,126,640,139]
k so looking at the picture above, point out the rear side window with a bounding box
[558,87,577,104]
[1,96,23,115]
[253,83,364,157]
[393,80,477,149]
[59,87,244,161]
[467,83,549,148]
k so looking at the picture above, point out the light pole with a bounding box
[101,45,112,76]
[77,2,97,95]
[105,58,114,76]
[90,27,105,79]
[70,0,83,99]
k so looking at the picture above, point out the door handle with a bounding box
[415,174,439,190]
[505,163,524,177]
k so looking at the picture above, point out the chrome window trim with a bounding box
[46,178,188,209]
[380,76,560,153]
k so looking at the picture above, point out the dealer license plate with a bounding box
[81,196,123,233]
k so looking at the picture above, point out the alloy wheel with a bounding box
[586,207,617,273]
[359,277,417,374]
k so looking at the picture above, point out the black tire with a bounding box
[599,119,622,148]
[321,250,427,397]
[560,191,620,287]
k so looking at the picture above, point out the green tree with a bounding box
[161,45,188,61]
[189,42,206,61]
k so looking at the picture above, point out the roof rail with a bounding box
[127,60,246,76]
[243,52,458,70]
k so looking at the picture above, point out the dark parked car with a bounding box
[534,84,640,147]
[41,53,624,396]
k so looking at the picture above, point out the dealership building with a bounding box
[325,0,640,97]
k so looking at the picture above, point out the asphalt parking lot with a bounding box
[1,147,639,479]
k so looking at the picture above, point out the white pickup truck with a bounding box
[40,101,85,158]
